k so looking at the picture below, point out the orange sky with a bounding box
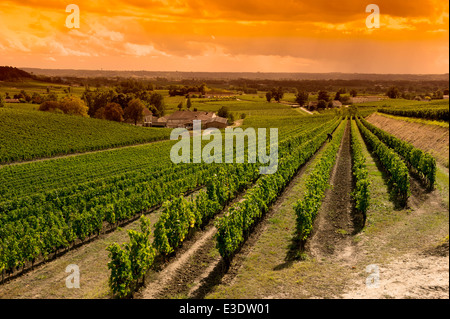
[0,0,448,73]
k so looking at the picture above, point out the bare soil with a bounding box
[366,113,449,167]
[307,120,358,263]
[342,252,449,299]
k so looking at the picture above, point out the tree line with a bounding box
[35,86,166,124]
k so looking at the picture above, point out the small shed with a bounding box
[204,117,228,129]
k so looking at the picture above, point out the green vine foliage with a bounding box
[359,117,436,189]
[350,119,370,223]
[378,107,449,122]
[107,215,154,298]
[294,118,346,242]
[356,117,410,206]
[215,117,343,264]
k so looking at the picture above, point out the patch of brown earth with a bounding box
[366,113,449,167]
[341,253,449,299]
[307,120,357,264]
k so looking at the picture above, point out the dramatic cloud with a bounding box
[0,0,448,73]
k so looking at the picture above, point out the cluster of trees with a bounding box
[265,87,284,102]
[168,83,207,97]
[334,88,357,102]
[81,87,165,122]
[386,86,448,100]
[115,79,154,94]
[39,96,89,117]
[217,106,234,123]
[216,106,245,123]
[226,84,259,94]
[294,88,356,110]
[177,97,193,111]
[94,99,147,124]
[315,90,333,110]
[38,89,155,124]
[2,90,48,104]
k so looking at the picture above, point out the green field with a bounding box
[355,98,449,108]
[0,80,85,99]
[0,107,172,163]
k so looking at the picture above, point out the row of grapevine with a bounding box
[0,116,329,201]
[0,114,336,280]
[106,117,338,297]
[153,165,259,257]
[350,119,370,225]
[215,117,342,264]
[0,140,190,200]
[294,118,346,243]
[0,163,215,276]
[359,117,436,188]
[377,107,449,122]
[0,107,172,164]
[355,117,410,206]
[107,216,155,298]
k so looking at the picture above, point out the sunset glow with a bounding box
[0,0,448,73]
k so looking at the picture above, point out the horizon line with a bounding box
[16,67,450,76]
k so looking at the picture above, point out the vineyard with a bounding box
[377,107,449,122]
[0,97,448,300]
[0,107,171,163]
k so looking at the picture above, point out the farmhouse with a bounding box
[151,116,168,127]
[332,100,342,107]
[204,117,228,129]
[350,96,384,103]
[151,110,228,129]
[4,98,20,103]
[142,108,153,127]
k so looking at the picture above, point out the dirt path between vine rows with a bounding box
[306,120,358,264]
[137,135,330,299]
[341,250,449,299]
